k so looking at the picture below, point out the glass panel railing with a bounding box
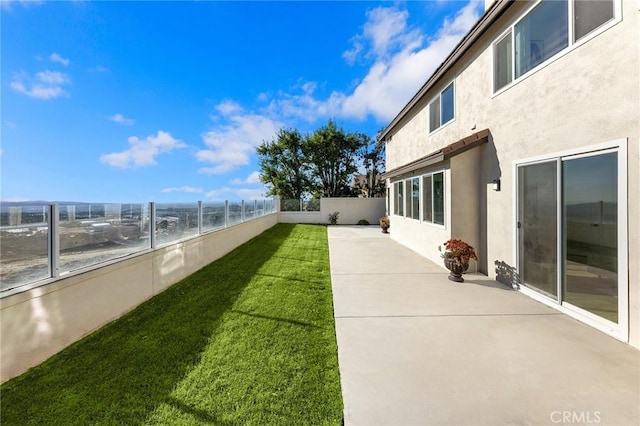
[227,201,242,225]
[202,202,225,232]
[1,198,277,294]
[155,202,199,246]
[281,199,301,211]
[304,199,320,212]
[0,205,50,292]
[244,200,255,220]
[58,203,150,274]
[256,200,265,217]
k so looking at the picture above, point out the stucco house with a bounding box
[379,0,639,348]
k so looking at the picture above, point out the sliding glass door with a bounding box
[518,160,559,298]
[517,149,620,325]
[562,152,618,323]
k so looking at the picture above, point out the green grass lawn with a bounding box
[0,224,343,425]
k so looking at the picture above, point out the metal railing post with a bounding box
[49,204,60,280]
[150,202,156,249]
[241,200,245,222]
[198,200,203,235]
[224,200,229,227]
[254,200,258,218]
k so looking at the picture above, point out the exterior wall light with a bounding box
[492,179,501,191]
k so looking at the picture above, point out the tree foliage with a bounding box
[304,120,364,197]
[257,120,386,199]
[355,134,386,198]
[257,128,311,199]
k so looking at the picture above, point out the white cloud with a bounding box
[161,186,203,194]
[1,0,43,10]
[10,70,70,99]
[343,6,419,65]
[246,171,261,184]
[197,104,283,175]
[230,171,261,185]
[4,120,17,129]
[35,70,67,84]
[109,113,135,126]
[100,130,186,168]
[215,100,243,117]
[49,53,69,66]
[205,186,266,201]
[225,2,481,126]
[89,65,109,73]
[194,2,482,172]
[337,1,483,122]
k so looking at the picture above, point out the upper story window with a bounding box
[429,82,454,132]
[493,0,617,92]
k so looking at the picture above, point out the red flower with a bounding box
[442,239,478,264]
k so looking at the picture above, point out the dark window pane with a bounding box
[574,0,614,41]
[441,83,454,124]
[494,32,513,91]
[423,176,432,222]
[429,99,440,132]
[433,172,445,225]
[412,178,420,220]
[518,161,558,297]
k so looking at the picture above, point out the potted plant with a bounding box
[441,239,477,282]
[379,216,390,233]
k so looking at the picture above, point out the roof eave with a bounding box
[379,128,490,180]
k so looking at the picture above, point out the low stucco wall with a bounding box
[0,213,278,383]
[279,198,386,225]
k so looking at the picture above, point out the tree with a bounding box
[257,129,311,200]
[355,133,386,198]
[304,120,366,197]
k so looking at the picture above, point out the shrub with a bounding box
[357,219,370,225]
[328,211,340,225]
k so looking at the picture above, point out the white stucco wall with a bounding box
[279,198,386,225]
[0,214,278,383]
[385,0,639,347]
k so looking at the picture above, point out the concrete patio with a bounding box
[328,226,639,426]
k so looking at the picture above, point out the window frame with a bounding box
[492,0,620,95]
[393,181,404,216]
[429,81,455,133]
[421,170,446,227]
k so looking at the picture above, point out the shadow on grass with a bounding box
[0,224,296,425]
[231,309,321,329]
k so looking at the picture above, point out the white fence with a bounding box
[279,197,386,225]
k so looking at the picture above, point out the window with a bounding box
[405,178,419,220]
[493,0,616,92]
[422,171,445,226]
[494,32,513,91]
[429,82,455,132]
[574,0,614,41]
[515,0,568,79]
[394,181,404,216]
[403,178,420,220]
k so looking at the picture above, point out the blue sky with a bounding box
[1,0,483,203]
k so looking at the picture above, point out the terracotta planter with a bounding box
[444,258,469,282]
[381,225,389,234]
